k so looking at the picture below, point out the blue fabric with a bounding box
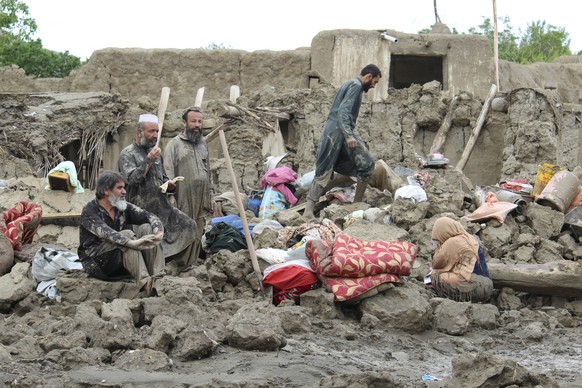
[211,215,254,235]
[473,244,491,278]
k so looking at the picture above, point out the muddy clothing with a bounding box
[163,134,212,261]
[78,199,164,287]
[308,77,375,201]
[430,217,493,302]
[118,143,197,258]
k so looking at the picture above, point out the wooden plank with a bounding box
[489,260,582,298]
[456,84,497,171]
[41,212,81,227]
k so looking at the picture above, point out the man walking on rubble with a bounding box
[164,106,213,262]
[304,64,382,219]
[118,113,198,275]
[78,171,164,296]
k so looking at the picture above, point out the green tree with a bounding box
[518,21,572,63]
[469,16,572,64]
[1,0,84,77]
[0,0,36,40]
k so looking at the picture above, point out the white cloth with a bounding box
[256,248,289,264]
[394,185,428,203]
[263,259,315,279]
[45,160,85,193]
[32,247,82,301]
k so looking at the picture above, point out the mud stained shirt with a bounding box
[314,77,374,182]
[118,143,197,257]
[78,199,162,261]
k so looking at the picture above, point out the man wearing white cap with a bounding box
[118,113,198,274]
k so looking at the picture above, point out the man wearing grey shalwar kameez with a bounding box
[164,107,213,263]
[304,64,382,219]
[118,114,198,274]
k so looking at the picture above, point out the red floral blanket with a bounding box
[1,202,43,251]
[306,233,417,302]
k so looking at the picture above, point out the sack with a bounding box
[258,186,288,219]
[247,189,263,217]
[203,222,247,254]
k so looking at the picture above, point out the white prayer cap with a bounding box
[138,114,159,123]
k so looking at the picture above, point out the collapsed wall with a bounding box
[2,28,582,189]
[1,80,581,194]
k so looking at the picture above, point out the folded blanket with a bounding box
[1,201,43,251]
[306,233,418,302]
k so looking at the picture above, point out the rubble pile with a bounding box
[1,84,582,387]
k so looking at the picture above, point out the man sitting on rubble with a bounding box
[78,171,164,296]
[118,113,199,275]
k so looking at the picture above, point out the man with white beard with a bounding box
[164,107,213,264]
[118,114,198,275]
[78,171,164,296]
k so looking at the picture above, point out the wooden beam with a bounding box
[489,260,582,298]
[430,95,459,154]
[456,84,497,171]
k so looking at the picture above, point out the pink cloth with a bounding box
[260,166,299,206]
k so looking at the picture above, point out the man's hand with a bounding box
[125,236,157,250]
[151,228,164,244]
[346,136,357,149]
[147,146,162,162]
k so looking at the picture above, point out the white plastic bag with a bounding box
[296,170,316,191]
[394,185,428,203]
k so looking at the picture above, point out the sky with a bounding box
[24,0,582,61]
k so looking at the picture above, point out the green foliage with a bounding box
[468,16,572,64]
[204,42,232,50]
[0,0,36,41]
[0,38,83,77]
[1,0,84,77]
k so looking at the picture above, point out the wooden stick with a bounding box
[230,85,240,103]
[456,84,497,171]
[430,95,459,154]
[226,101,275,132]
[204,122,231,143]
[194,87,205,108]
[155,87,171,148]
[143,87,170,177]
[218,128,264,291]
[493,0,500,90]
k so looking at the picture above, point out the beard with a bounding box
[186,128,202,143]
[108,193,128,211]
[139,136,156,148]
[362,81,372,93]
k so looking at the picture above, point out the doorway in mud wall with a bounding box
[389,55,445,90]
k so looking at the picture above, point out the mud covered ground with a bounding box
[1,170,582,388]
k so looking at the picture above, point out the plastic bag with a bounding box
[394,185,428,202]
[296,170,315,191]
[258,186,288,219]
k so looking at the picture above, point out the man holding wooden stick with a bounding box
[119,114,198,275]
[304,64,382,219]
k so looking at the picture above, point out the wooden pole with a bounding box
[489,260,582,298]
[155,86,170,148]
[456,84,497,171]
[218,128,264,291]
[194,87,205,108]
[493,0,500,90]
[144,87,170,177]
[429,95,459,154]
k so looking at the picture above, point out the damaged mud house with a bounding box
[1,26,582,387]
